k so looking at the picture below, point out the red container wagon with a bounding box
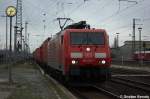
[39,46,43,64]
[41,37,51,65]
[47,21,112,81]
[34,48,39,62]
[35,47,42,64]
[32,50,36,60]
[133,51,150,61]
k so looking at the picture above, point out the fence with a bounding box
[0,50,31,65]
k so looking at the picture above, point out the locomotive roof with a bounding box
[64,28,106,32]
[64,21,90,29]
[55,28,107,37]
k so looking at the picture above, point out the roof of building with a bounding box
[124,41,150,45]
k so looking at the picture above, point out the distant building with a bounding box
[111,41,150,60]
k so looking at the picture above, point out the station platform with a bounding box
[0,62,76,99]
[112,64,150,73]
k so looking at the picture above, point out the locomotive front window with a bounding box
[88,32,104,45]
[70,32,87,45]
[70,32,104,45]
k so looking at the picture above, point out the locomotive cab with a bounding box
[59,22,112,81]
[69,30,111,66]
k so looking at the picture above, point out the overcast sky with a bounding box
[0,0,150,52]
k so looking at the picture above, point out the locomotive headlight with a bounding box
[101,60,106,64]
[72,60,76,64]
[86,47,90,52]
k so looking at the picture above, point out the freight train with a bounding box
[133,51,150,61]
[33,21,112,81]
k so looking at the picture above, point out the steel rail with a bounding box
[111,78,150,93]
[113,76,150,87]
[70,88,89,99]
[90,85,120,99]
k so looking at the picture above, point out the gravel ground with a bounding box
[0,62,71,99]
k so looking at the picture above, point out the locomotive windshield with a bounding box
[70,32,104,45]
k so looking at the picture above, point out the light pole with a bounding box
[138,27,142,66]
[6,16,8,50]
[132,18,141,57]
[6,6,17,84]
[43,13,46,42]
[116,33,120,48]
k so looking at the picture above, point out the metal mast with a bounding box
[14,0,23,52]
[25,21,28,52]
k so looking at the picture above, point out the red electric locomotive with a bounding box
[46,21,112,81]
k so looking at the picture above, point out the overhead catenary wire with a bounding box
[23,0,146,34]
[99,0,145,24]
[100,2,139,23]
[1,0,150,51]
[85,0,147,34]
[67,0,89,17]
[24,0,61,37]
[109,24,131,32]
[25,0,59,24]
[91,0,115,15]
[106,0,149,30]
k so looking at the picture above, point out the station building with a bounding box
[111,41,150,60]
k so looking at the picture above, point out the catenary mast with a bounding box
[14,0,23,52]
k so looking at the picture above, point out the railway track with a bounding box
[90,85,120,99]
[111,77,150,93]
[70,87,92,99]
[40,65,118,99]
[112,74,150,84]
[113,76,150,87]
[69,84,120,99]
[69,78,150,99]
[40,65,150,98]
